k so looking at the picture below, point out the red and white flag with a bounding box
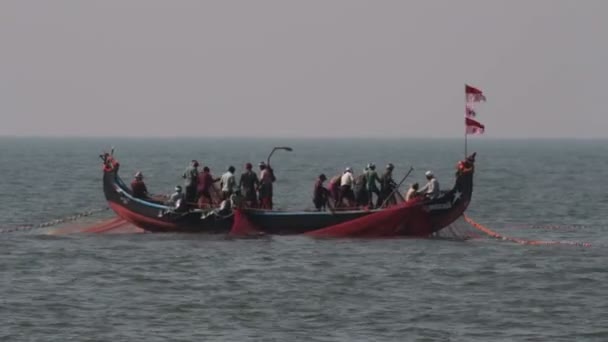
[466,84,486,103]
[465,117,485,134]
[465,84,486,135]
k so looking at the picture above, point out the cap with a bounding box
[425,170,434,177]
[386,163,394,170]
[345,167,352,172]
[134,171,143,178]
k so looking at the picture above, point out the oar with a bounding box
[266,146,293,166]
[380,166,414,209]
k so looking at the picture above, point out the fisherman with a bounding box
[378,163,397,207]
[220,166,237,201]
[239,162,260,208]
[258,162,276,209]
[167,185,184,208]
[339,167,355,207]
[328,174,342,208]
[218,188,244,215]
[418,171,440,199]
[405,183,419,202]
[313,174,330,211]
[197,166,220,208]
[365,163,381,208]
[182,160,199,204]
[353,169,368,207]
[130,172,148,198]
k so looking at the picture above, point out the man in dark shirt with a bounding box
[130,172,148,199]
[378,163,397,207]
[182,160,199,204]
[239,162,259,208]
[313,174,330,211]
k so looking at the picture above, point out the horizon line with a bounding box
[1,134,607,141]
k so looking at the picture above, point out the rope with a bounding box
[463,214,591,247]
[0,207,110,234]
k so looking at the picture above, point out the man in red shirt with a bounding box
[130,172,148,199]
[197,166,219,207]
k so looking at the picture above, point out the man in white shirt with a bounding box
[220,166,237,200]
[418,171,440,199]
[339,167,355,207]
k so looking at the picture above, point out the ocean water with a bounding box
[1,137,607,341]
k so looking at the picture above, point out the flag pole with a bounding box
[464,130,468,158]
[464,84,467,158]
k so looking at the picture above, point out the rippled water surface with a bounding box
[1,137,607,341]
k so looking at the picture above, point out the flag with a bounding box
[465,117,485,135]
[466,84,486,102]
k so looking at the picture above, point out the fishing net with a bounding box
[229,209,264,237]
[306,201,431,238]
[462,215,591,247]
[229,200,435,238]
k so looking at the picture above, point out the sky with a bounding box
[1,0,606,138]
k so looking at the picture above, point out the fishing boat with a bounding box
[100,150,476,237]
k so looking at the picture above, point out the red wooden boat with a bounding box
[101,152,476,237]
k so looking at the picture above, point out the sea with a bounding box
[1,137,607,341]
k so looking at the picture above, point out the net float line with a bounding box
[0,207,110,234]
[79,217,134,233]
[463,214,591,247]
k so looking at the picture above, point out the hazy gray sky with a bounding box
[1,0,606,138]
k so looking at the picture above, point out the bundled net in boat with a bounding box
[230,200,435,238]
[306,201,432,238]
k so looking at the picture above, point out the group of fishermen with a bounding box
[130,160,276,210]
[312,163,441,211]
[130,159,441,212]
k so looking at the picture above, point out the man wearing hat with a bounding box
[131,171,148,199]
[167,185,184,208]
[418,170,440,199]
[339,167,355,207]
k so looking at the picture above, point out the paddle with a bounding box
[380,166,414,209]
[266,146,293,167]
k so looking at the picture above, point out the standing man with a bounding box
[378,163,397,207]
[258,162,276,209]
[197,166,219,207]
[365,163,381,208]
[339,167,355,207]
[220,166,237,201]
[239,162,259,207]
[313,174,330,211]
[182,160,199,205]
